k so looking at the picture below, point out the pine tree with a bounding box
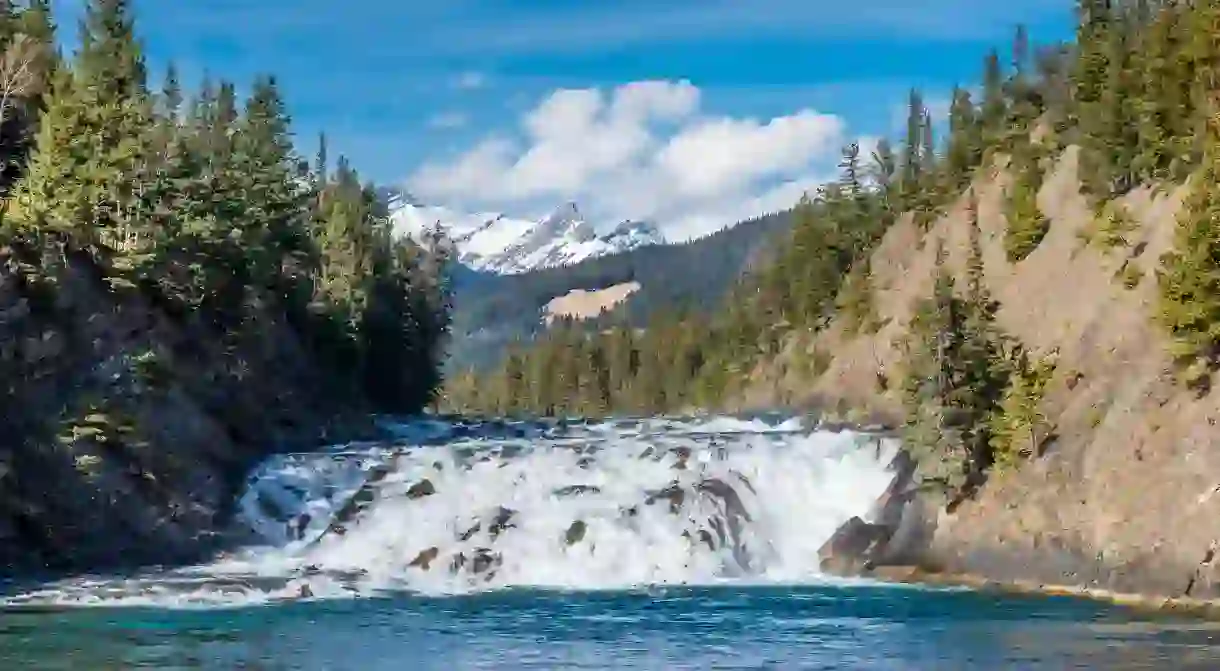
[902,220,1009,494]
[899,89,925,212]
[1098,10,1140,196]
[837,141,872,246]
[964,189,987,305]
[1072,0,1113,125]
[902,240,970,489]
[919,108,939,201]
[871,138,898,227]
[981,49,1008,146]
[920,110,937,184]
[1035,43,1073,136]
[945,86,982,192]
[15,1,57,68]
[1003,142,1049,262]
[1157,96,1220,386]
[1005,25,1043,140]
[0,1,55,194]
[314,131,328,186]
[11,0,155,255]
[76,0,146,98]
[230,74,307,292]
[158,61,181,120]
[1012,24,1030,79]
[149,63,180,157]
[988,343,1055,471]
[0,0,15,41]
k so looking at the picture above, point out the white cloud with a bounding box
[407,79,854,241]
[428,111,469,129]
[453,71,487,90]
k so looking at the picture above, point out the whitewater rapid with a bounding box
[0,415,903,609]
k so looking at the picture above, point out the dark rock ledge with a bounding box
[817,447,1220,619]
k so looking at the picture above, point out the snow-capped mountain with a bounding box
[386,192,665,275]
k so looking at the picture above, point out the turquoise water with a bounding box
[3,417,1218,669]
[4,584,1220,669]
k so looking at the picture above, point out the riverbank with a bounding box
[865,565,1220,620]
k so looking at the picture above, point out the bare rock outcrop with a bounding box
[777,146,1220,600]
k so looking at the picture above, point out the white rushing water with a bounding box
[0,416,903,609]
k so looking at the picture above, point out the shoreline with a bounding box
[867,565,1220,619]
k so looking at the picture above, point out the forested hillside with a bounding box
[446,0,1220,505]
[0,0,449,572]
[447,209,791,370]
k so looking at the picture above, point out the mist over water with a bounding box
[5,416,1220,670]
[1,415,901,609]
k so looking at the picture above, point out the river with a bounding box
[1,415,1218,669]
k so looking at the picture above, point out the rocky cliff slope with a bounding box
[0,244,369,575]
[749,146,1220,600]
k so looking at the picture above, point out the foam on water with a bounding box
[0,416,905,610]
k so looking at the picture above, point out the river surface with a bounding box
[2,415,1219,669]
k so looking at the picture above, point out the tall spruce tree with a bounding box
[945,86,982,192]
[12,0,155,255]
[871,137,898,227]
[981,49,1008,146]
[231,75,307,292]
[899,89,925,211]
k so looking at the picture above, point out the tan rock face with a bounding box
[542,281,640,325]
[741,146,1220,598]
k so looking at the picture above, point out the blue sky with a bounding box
[48,0,1074,239]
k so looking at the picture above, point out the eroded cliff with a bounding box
[749,146,1220,599]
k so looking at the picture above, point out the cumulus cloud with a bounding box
[407,79,852,240]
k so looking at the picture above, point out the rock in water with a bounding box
[488,506,516,539]
[553,485,601,498]
[458,521,481,541]
[645,482,685,514]
[564,520,587,546]
[817,516,893,575]
[406,479,436,499]
[471,548,501,579]
[409,546,440,570]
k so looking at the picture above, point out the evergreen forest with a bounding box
[445,0,1220,501]
[448,209,792,371]
[0,0,451,443]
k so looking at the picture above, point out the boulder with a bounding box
[488,506,516,539]
[818,516,893,575]
[472,548,499,574]
[406,478,436,499]
[409,546,440,570]
[645,482,685,513]
[818,448,941,575]
[564,520,587,546]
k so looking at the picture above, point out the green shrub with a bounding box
[1004,153,1050,262]
[1118,262,1143,289]
[988,346,1057,473]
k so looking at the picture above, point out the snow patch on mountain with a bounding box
[386,192,665,275]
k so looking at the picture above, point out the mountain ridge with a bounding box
[386,191,666,275]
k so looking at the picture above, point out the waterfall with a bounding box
[0,416,902,609]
